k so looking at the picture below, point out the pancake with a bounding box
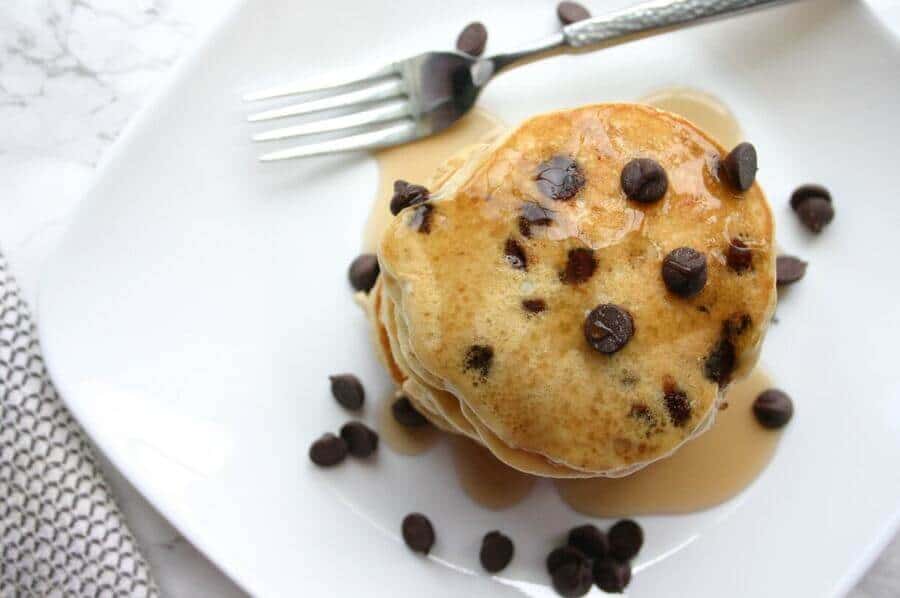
[372,103,776,476]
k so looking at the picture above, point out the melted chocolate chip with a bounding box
[753,389,794,429]
[329,374,365,410]
[522,298,547,314]
[621,158,668,203]
[776,255,808,286]
[546,546,588,575]
[536,156,585,201]
[464,345,494,379]
[608,519,644,561]
[479,531,514,573]
[593,558,632,594]
[561,248,597,284]
[662,247,708,297]
[392,396,428,427]
[723,313,752,338]
[795,197,834,233]
[664,389,691,427]
[348,254,379,293]
[390,180,429,215]
[704,338,736,386]
[456,22,487,56]
[790,184,831,210]
[402,513,435,554]
[721,142,758,191]
[504,238,527,270]
[339,421,378,458]
[726,238,753,272]
[557,1,591,24]
[551,561,594,598]
[409,203,434,233]
[584,304,634,354]
[519,202,556,237]
[567,525,609,560]
[308,433,348,467]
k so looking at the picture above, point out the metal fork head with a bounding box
[246,51,483,161]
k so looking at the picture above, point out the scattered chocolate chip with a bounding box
[567,525,609,560]
[409,203,434,233]
[308,433,348,467]
[536,156,585,201]
[720,142,757,191]
[339,422,379,458]
[621,158,668,203]
[557,1,591,24]
[551,560,594,598]
[402,513,435,554]
[726,238,753,272]
[504,238,528,270]
[704,338,736,386]
[348,254,379,293]
[723,313,752,337]
[776,255,808,286]
[593,558,632,594]
[480,531,514,573]
[664,389,691,427]
[584,304,634,354]
[608,519,643,561]
[390,180,429,215]
[561,248,597,284]
[392,396,429,427]
[662,247,708,297]
[522,298,547,314]
[629,403,656,427]
[329,374,365,410]
[456,22,488,56]
[519,202,556,237]
[795,197,834,233]
[789,184,831,210]
[547,546,588,575]
[464,345,494,379]
[753,389,794,429]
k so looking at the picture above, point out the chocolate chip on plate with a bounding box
[584,304,634,354]
[662,247,708,297]
[608,519,644,561]
[456,22,488,56]
[464,345,494,379]
[726,238,753,272]
[567,524,609,560]
[309,433,348,467]
[561,248,597,284]
[392,396,429,428]
[348,254,379,292]
[522,298,548,314]
[402,513,435,554]
[795,197,834,233]
[536,156,585,201]
[789,183,831,210]
[409,203,434,233]
[557,1,591,25]
[704,338,735,386]
[621,158,668,203]
[504,238,528,270]
[753,389,794,429]
[390,180,429,215]
[664,389,691,427]
[720,142,757,191]
[593,558,632,594]
[339,421,379,458]
[480,531,514,573]
[546,545,588,575]
[551,560,594,597]
[329,374,365,410]
[776,255,808,286]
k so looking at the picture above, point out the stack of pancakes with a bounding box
[364,104,776,478]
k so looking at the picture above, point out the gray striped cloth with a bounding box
[0,252,159,597]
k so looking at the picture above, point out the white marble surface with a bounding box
[0,1,897,596]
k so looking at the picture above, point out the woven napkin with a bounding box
[0,252,159,597]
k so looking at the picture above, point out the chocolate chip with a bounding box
[479,531,514,573]
[536,156,585,201]
[608,519,643,561]
[392,396,428,427]
[561,248,597,284]
[546,545,588,575]
[519,202,556,237]
[308,433,347,467]
[567,525,609,560]
[795,197,834,233]
[329,374,365,410]
[720,142,757,191]
[339,422,378,458]
[723,313,752,338]
[551,561,594,597]
[664,389,691,427]
[390,180,429,215]
[456,22,487,56]
[348,254,379,293]
[464,345,494,379]
[753,389,794,429]
[557,1,591,24]
[776,255,808,286]
[662,247,707,297]
[593,558,632,594]
[409,203,434,233]
[584,304,634,354]
[621,158,668,203]
[504,238,527,270]
[789,184,831,210]
[522,298,547,314]
[704,338,736,386]
[402,513,435,554]
[726,238,753,272]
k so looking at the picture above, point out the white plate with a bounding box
[38,1,900,596]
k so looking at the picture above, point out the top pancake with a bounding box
[377,103,776,474]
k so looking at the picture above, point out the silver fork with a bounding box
[246,0,794,162]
